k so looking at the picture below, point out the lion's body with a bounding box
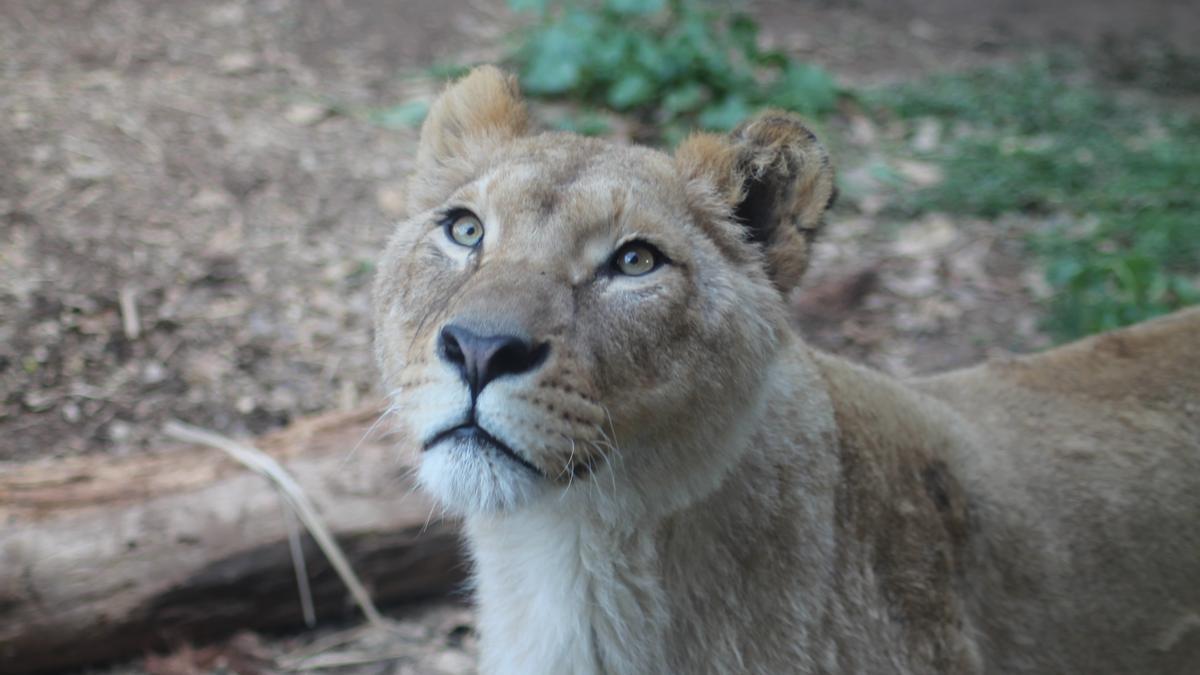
[373,67,1200,674]
[913,308,1200,673]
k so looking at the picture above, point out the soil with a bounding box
[3,0,1196,672]
[1,0,506,461]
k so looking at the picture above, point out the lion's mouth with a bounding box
[424,423,545,477]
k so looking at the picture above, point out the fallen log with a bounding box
[0,404,465,673]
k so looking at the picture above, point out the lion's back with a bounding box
[914,306,1200,673]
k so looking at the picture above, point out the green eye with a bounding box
[612,241,660,276]
[446,213,484,247]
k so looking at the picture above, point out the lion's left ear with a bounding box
[674,111,836,293]
[409,65,530,213]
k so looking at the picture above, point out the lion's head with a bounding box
[374,66,835,517]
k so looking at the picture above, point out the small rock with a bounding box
[911,118,942,153]
[108,420,132,442]
[376,183,408,217]
[1022,267,1053,300]
[31,144,54,165]
[142,361,168,385]
[68,159,113,184]
[893,214,958,258]
[848,115,877,147]
[285,102,332,126]
[885,266,940,299]
[857,194,887,217]
[11,110,33,130]
[909,19,937,40]
[269,386,298,411]
[236,395,256,414]
[894,159,944,188]
[22,391,56,412]
[218,52,258,75]
[430,650,475,674]
[190,188,233,212]
[207,3,246,26]
[184,353,234,386]
[62,401,82,423]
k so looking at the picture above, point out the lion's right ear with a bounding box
[409,66,530,213]
[675,112,836,294]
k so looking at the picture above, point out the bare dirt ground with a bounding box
[3,0,1196,672]
[1,0,506,461]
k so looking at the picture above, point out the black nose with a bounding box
[438,324,549,397]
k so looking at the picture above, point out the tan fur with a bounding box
[373,67,1200,674]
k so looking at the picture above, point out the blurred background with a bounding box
[1,0,1197,672]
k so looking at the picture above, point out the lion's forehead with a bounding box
[479,140,689,230]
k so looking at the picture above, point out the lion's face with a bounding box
[374,67,834,515]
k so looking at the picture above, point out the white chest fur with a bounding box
[466,506,668,675]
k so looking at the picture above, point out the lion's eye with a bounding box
[445,213,484,248]
[612,241,661,276]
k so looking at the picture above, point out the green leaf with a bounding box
[521,25,585,94]
[370,101,428,129]
[728,13,760,59]
[698,95,751,130]
[633,37,674,81]
[590,30,634,72]
[662,121,691,147]
[606,0,665,16]
[1046,257,1083,287]
[769,63,839,116]
[425,62,472,80]
[553,111,611,136]
[662,82,707,114]
[507,0,548,14]
[607,72,656,109]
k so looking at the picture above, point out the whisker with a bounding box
[385,463,419,490]
[600,404,623,453]
[420,502,439,534]
[340,400,398,468]
[586,439,619,502]
[591,430,626,468]
[593,421,629,480]
[559,435,578,499]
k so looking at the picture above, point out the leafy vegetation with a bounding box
[874,60,1200,340]
[493,2,1197,341]
[506,0,840,143]
[369,100,430,130]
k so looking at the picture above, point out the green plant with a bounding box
[507,0,839,143]
[874,59,1200,340]
[369,100,430,129]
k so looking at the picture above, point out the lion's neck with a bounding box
[467,505,669,675]
[466,346,845,674]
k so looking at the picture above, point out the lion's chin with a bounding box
[417,433,551,515]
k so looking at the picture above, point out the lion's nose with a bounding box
[438,324,549,398]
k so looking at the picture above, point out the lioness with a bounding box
[373,66,1200,674]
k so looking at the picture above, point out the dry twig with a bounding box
[118,286,140,340]
[163,420,392,631]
